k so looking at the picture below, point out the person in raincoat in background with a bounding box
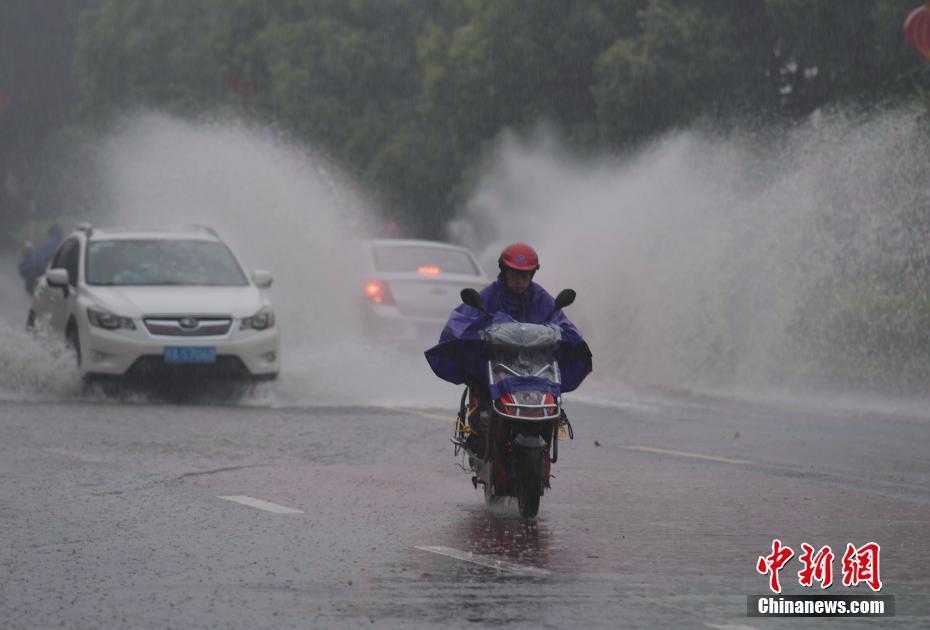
[425,243,592,453]
[18,223,63,295]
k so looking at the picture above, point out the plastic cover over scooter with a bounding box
[424,304,592,395]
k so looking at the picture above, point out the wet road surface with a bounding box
[0,394,928,628]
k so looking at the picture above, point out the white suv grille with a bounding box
[143,317,232,337]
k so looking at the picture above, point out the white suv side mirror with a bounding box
[47,268,70,288]
[251,270,273,288]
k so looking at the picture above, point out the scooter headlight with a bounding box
[515,391,543,404]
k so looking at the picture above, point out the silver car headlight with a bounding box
[241,307,275,330]
[87,307,136,330]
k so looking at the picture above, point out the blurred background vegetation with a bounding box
[3,0,930,391]
[3,0,929,243]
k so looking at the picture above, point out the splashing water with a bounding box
[450,110,930,399]
[0,322,84,401]
[1,112,456,407]
[5,109,930,410]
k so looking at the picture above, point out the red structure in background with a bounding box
[904,3,930,60]
[0,88,10,115]
[221,69,253,126]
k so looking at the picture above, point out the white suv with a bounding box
[28,224,279,380]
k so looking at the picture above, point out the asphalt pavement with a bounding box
[0,392,927,629]
[1,252,926,627]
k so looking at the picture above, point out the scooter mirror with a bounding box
[554,289,576,310]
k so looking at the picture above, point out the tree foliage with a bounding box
[76,0,226,116]
[66,0,930,235]
[0,0,95,241]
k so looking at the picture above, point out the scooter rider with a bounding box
[425,244,592,512]
[458,243,585,453]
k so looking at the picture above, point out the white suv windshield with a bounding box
[86,239,248,286]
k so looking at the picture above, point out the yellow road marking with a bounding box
[381,406,453,422]
[381,408,753,465]
[622,445,753,466]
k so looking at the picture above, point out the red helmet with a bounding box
[498,243,540,272]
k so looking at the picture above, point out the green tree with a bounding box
[76,0,225,116]
[71,0,930,236]
[0,0,95,241]
[233,0,459,232]
[593,0,775,144]
[766,0,929,115]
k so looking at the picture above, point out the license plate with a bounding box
[163,346,216,364]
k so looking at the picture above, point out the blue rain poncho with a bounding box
[424,275,592,396]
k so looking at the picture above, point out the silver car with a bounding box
[360,239,491,342]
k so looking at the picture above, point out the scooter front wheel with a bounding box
[516,449,544,518]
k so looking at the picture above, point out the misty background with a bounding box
[3,0,930,404]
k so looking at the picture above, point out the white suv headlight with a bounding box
[241,307,275,330]
[87,307,136,330]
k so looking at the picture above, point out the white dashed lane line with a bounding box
[415,545,551,577]
[219,495,304,514]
